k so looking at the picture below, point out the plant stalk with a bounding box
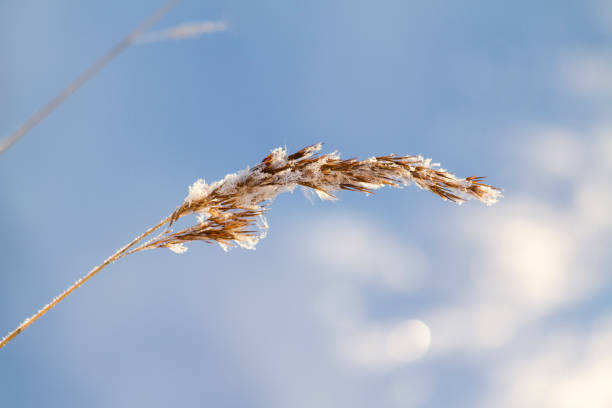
[0,216,171,350]
[0,0,182,155]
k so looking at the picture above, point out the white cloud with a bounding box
[482,318,612,408]
[314,283,366,332]
[594,126,612,171]
[521,126,584,178]
[338,319,431,370]
[339,325,391,368]
[560,52,612,96]
[306,214,432,371]
[424,198,580,354]
[425,124,612,355]
[573,125,612,231]
[427,299,520,353]
[387,374,433,407]
[298,124,612,406]
[315,284,433,370]
[574,178,612,230]
[386,320,431,363]
[467,201,576,309]
[308,214,427,291]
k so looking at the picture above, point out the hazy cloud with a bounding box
[307,215,433,371]
[560,52,612,96]
[426,124,612,355]
[308,215,427,292]
[482,317,612,408]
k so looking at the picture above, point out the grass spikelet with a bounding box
[0,144,501,350]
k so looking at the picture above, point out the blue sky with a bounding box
[2,1,612,407]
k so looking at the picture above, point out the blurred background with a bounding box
[1,1,612,406]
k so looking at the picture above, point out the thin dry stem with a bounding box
[0,0,182,155]
[0,216,171,350]
[0,144,501,350]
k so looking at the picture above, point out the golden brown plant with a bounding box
[0,143,501,349]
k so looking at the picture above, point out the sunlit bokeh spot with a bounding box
[386,320,431,362]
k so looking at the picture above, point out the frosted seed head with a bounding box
[168,243,188,254]
[148,144,501,255]
[186,179,210,204]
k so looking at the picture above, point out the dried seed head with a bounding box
[137,144,501,253]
